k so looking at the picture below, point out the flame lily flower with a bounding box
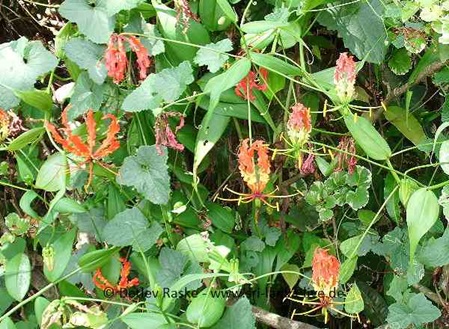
[154,111,185,155]
[105,34,152,84]
[334,53,356,103]
[311,248,340,296]
[93,258,139,294]
[235,68,268,101]
[287,103,312,148]
[335,136,357,174]
[45,107,120,187]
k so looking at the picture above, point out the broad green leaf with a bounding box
[19,190,40,219]
[388,48,412,75]
[53,197,86,213]
[69,72,105,119]
[193,113,230,176]
[385,106,427,146]
[0,318,16,329]
[117,145,171,204]
[207,202,235,233]
[44,228,76,282]
[0,289,14,317]
[102,0,143,16]
[407,188,440,262]
[345,283,364,314]
[102,207,161,251]
[339,256,357,284]
[35,297,50,326]
[177,234,210,262]
[344,113,391,160]
[317,0,386,63]
[357,281,388,326]
[386,293,441,328]
[121,313,173,329]
[384,173,400,222]
[154,2,210,63]
[249,52,302,77]
[197,97,265,122]
[64,38,107,84]
[418,227,449,267]
[5,253,31,301]
[199,0,232,32]
[194,39,233,73]
[241,21,289,34]
[35,152,67,192]
[186,292,226,328]
[440,140,449,175]
[5,213,30,235]
[122,61,193,112]
[7,127,45,151]
[141,23,165,56]
[78,247,120,272]
[211,297,256,329]
[216,0,237,23]
[399,178,419,207]
[0,37,57,108]
[59,0,115,44]
[281,263,300,290]
[15,90,52,112]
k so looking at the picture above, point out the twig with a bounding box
[373,59,449,121]
[252,306,321,329]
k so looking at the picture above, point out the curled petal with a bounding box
[238,138,271,194]
[311,248,340,295]
[86,110,97,155]
[93,268,115,291]
[127,36,152,80]
[93,114,120,159]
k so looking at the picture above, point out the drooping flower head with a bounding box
[238,139,271,195]
[334,53,356,103]
[287,103,312,147]
[105,34,128,84]
[154,111,185,155]
[93,258,139,293]
[300,152,315,176]
[105,34,152,84]
[235,68,268,101]
[335,136,357,174]
[311,248,340,296]
[46,107,120,187]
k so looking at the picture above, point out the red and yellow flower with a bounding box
[154,111,185,155]
[238,138,271,196]
[105,34,152,84]
[93,258,139,293]
[287,103,312,148]
[45,106,120,187]
[311,247,340,296]
[235,68,268,101]
[334,53,356,103]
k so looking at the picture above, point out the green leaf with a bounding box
[15,89,52,112]
[53,197,86,213]
[211,297,256,329]
[281,263,300,290]
[121,312,173,329]
[345,283,364,314]
[0,38,58,108]
[0,318,16,329]
[186,292,226,328]
[439,185,449,221]
[117,145,171,204]
[339,256,357,285]
[5,213,30,235]
[69,72,105,119]
[418,227,449,267]
[439,140,449,175]
[317,0,386,63]
[388,48,412,75]
[69,208,107,241]
[177,234,210,262]
[44,228,76,282]
[194,39,233,73]
[7,127,45,152]
[122,61,194,112]
[64,38,107,84]
[154,3,210,64]
[386,293,441,328]
[249,52,302,76]
[78,247,119,273]
[102,0,143,16]
[59,0,115,44]
[407,188,440,263]
[102,207,161,251]
[357,281,388,326]
[384,173,400,222]
[385,106,427,146]
[35,152,67,192]
[35,297,50,326]
[141,23,165,56]
[344,113,391,160]
[5,253,31,301]
[199,0,232,31]
[216,0,237,23]
[207,202,235,233]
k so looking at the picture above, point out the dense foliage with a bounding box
[2,0,449,328]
